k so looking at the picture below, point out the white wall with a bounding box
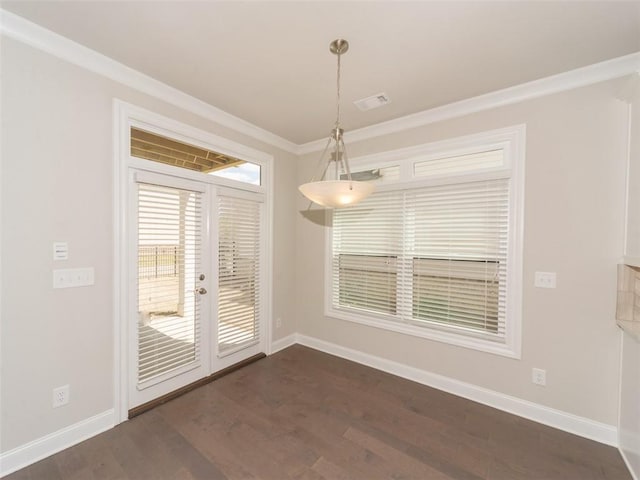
[296,77,630,427]
[0,37,298,453]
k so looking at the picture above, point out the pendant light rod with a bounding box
[331,39,350,182]
[308,39,351,184]
[331,39,348,128]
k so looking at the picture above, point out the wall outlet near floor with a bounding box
[52,385,70,408]
[534,271,556,288]
[276,317,282,329]
[532,368,546,386]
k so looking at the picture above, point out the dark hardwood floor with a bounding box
[7,345,632,479]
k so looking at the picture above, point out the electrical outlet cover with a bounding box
[52,385,70,408]
[534,272,556,289]
[532,368,546,386]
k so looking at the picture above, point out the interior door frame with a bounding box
[113,99,274,424]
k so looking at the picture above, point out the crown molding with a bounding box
[0,9,298,154]
[298,51,640,155]
[2,9,638,157]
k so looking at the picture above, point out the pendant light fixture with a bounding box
[299,39,374,208]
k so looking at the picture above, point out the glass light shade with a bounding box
[299,180,374,208]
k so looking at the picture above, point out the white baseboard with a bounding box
[0,334,621,476]
[295,334,618,447]
[0,409,115,477]
[620,448,640,480]
[619,427,640,480]
[270,333,298,354]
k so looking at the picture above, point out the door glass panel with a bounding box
[137,183,202,386]
[131,128,261,185]
[218,195,261,356]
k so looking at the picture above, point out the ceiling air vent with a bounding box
[354,92,391,111]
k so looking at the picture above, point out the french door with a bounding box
[129,171,209,407]
[128,171,264,410]
[214,188,264,371]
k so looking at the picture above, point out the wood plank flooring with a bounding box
[6,345,632,479]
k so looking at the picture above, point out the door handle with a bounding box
[197,287,207,295]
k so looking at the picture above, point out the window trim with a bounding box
[123,104,271,194]
[324,125,525,358]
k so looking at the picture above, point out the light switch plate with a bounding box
[53,242,68,261]
[53,268,95,288]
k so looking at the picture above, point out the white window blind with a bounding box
[218,195,261,356]
[137,183,202,386]
[409,180,508,335]
[332,192,404,316]
[414,149,503,177]
[332,178,509,340]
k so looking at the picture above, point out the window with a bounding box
[209,162,261,185]
[328,126,524,357]
[130,127,261,185]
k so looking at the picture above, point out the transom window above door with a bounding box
[130,127,261,185]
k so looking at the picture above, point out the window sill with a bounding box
[326,307,521,359]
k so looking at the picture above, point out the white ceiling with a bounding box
[2,1,639,144]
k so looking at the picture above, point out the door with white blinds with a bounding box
[214,190,263,369]
[130,172,209,408]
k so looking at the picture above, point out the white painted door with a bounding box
[129,171,210,408]
[212,188,265,371]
